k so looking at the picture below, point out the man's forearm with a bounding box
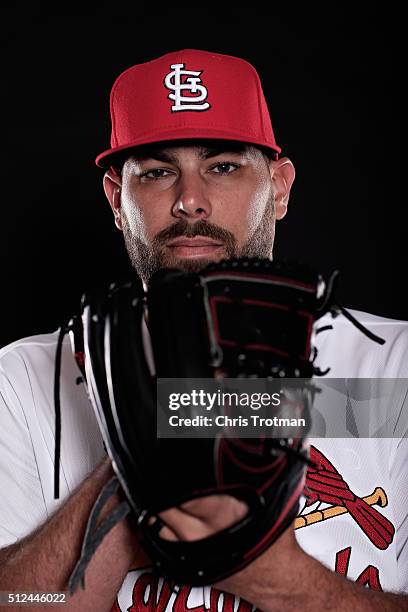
[217,530,407,612]
[0,458,145,612]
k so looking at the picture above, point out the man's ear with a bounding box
[103,166,123,230]
[269,157,296,220]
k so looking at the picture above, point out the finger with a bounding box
[158,495,249,541]
[159,507,213,541]
[147,515,179,542]
[158,525,179,541]
[180,495,248,524]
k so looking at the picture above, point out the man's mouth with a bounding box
[166,236,225,259]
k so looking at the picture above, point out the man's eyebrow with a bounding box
[198,146,246,159]
[134,150,177,163]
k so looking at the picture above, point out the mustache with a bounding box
[152,219,237,247]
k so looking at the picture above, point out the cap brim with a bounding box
[95,129,281,168]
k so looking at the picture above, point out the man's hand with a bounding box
[158,494,408,612]
[158,495,299,602]
[157,494,248,541]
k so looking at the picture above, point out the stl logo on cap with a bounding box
[164,63,211,112]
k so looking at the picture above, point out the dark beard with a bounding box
[121,195,276,283]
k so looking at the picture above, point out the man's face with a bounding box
[105,141,291,283]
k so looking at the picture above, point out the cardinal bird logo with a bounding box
[296,445,395,550]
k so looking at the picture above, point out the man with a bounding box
[0,49,407,611]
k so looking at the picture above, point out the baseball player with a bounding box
[0,49,407,611]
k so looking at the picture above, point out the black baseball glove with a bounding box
[53,258,384,591]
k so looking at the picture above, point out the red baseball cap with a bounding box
[95,49,281,168]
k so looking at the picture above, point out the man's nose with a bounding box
[171,173,212,220]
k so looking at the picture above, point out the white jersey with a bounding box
[0,309,407,610]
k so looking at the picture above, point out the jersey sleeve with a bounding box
[390,431,408,592]
[387,324,408,592]
[0,360,48,548]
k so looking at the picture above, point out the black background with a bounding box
[0,6,403,347]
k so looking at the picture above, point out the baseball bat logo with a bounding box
[297,445,395,550]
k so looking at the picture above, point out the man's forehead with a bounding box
[128,139,256,162]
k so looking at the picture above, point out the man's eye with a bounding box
[141,168,173,180]
[211,162,240,175]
